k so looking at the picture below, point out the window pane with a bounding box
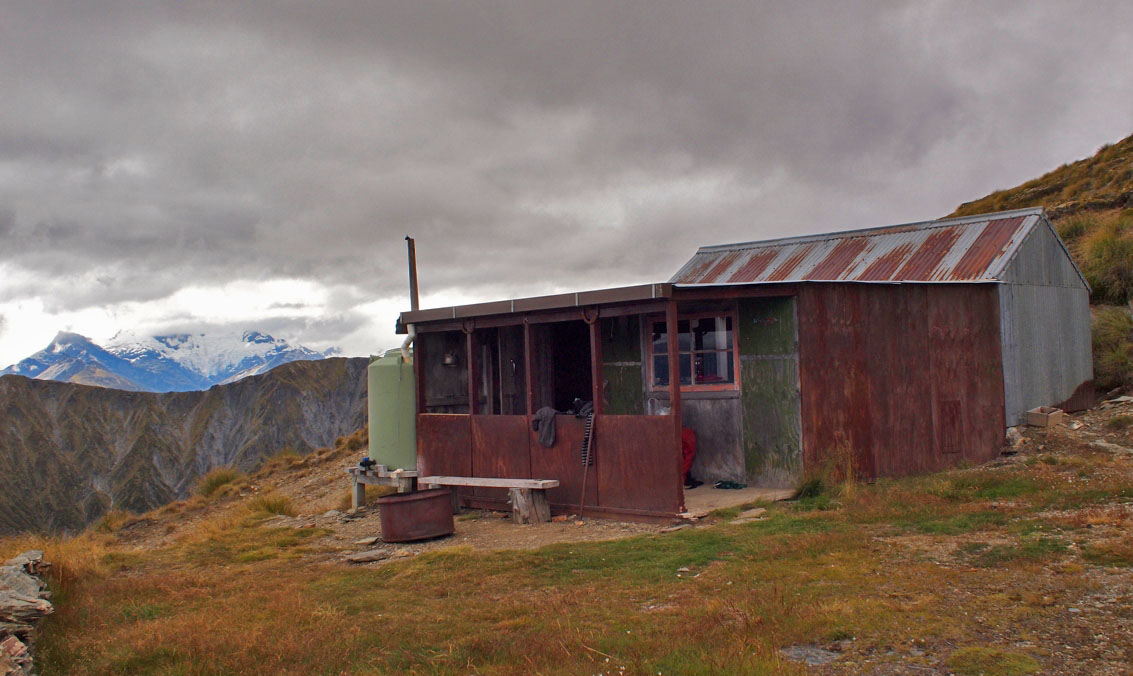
[652,355,668,387]
[651,322,667,354]
[678,353,692,385]
[694,350,734,384]
[693,316,733,350]
[653,319,693,353]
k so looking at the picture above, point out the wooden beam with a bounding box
[589,318,603,415]
[411,300,669,333]
[466,331,480,415]
[666,301,684,511]
[419,475,560,489]
[671,284,799,302]
[413,330,427,415]
[523,321,535,415]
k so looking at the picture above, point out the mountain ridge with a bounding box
[1,330,338,392]
[0,356,369,535]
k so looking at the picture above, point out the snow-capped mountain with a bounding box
[1,331,339,392]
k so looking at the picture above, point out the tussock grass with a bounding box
[194,467,245,498]
[258,447,304,474]
[1079,211,1133,304]
[1082,537,1133,567]
[1093,306,1133,392]
[93,509,136,534]
[247,493,296,517]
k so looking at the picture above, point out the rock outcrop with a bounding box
[0,551,52,676]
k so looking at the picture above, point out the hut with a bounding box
[397,207,1092,521]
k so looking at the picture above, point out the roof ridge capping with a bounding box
[695,206,1046,255]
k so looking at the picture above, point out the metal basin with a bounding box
[377,488,454,543]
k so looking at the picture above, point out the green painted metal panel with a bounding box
[738,297,796,356]
[368,353,417,470]
[737,296,801,487]
[600,317,644,415]
[740,357,801,486]
[602,365,644,415]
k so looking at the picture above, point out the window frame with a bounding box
[646,309,742,392]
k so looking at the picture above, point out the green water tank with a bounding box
[367,352,417,471]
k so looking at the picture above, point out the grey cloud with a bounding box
[0,208,13,237]
[1,1,1132,350]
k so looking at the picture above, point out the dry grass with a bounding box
[247,493,296,517]
[952,133,1133,218]
[1093,306,1133,391]
[7,438,1130,675]
[194,467,245,498]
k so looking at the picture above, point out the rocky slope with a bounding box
[0,357,368,535]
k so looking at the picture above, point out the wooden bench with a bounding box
[345,466,418,509]
[418,476,560,524]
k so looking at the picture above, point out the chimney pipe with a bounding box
[405,235,419,311]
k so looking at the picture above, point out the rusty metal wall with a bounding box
[418,411,680,518]
[417,414,474,503]
[998,222,1094,423]
[595,415,682,515]
[797,283,1006,479]
[530,416,597,510]
[470,415,531,502]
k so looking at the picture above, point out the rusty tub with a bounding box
[377,488,454,542]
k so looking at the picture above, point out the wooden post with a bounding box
[397,476,415,494]
[666,301,684,511]
[588,315,603,415]
[351,472,366,510]
[510,488,551,524]
[523,320,536,415]
[413,331,426,414]
[466,329,480,414]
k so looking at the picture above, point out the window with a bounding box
[649,313,738,390]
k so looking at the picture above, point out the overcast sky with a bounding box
[2,1,1131,365]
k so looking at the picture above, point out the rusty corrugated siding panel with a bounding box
[797,284,1005,479]
[671,209,1042,284]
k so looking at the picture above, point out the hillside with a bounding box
[0,357,368,535]
[950,133,1133,309]
[952,133,1133,219]
[2,401,1131,674]
[952,133,1133,394]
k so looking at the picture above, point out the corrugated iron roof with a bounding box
[670,207,1059,285]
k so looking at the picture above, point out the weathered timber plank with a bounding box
[419,475,559,489]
